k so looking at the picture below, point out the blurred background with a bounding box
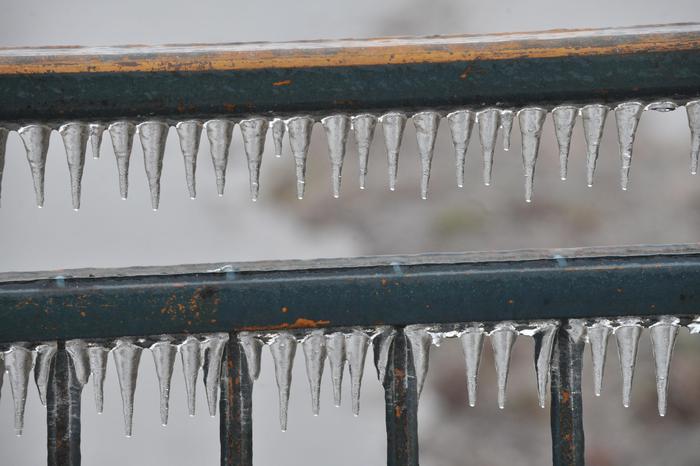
[2,0,700,464]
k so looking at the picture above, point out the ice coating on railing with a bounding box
[137,121,169,210]
[175,120,202,199]
[477,108,500,186]
[530,321,557,408]
[302,330,326,416]
[179,335,202,417]
[380,112,407,191]
[321,114,350,199]
[33,342,57,407]
[286,116,314,200]
[413,111,440,200]
[587,319,612,397]
[405,325,431,398]
[269,332,296,431]
[649,316,679,416]
[552,105,578,181]
[58,122,89,210]
[352,114,377,190]
[5,344,33,436]
[518,107,547,202]
[88,343,110,414]
[490,322,517,409]
[65,339,90,386]
[240,118,268,202]
[459,324,484,407]
[580,104,609,187]
[687,100,700,175]
[88,123,105,159]
[372,326,396,386]
[204,119,234,197]
[238,332,263,382]
[150,339,177,425]
[18,124,51,207]
[614,102,644,191]
[346,329,371,415]
[202,333,228,417]
[113,339,143,437]
[108,121,136,199]
[446,110,475,188]
[614,317,642,408]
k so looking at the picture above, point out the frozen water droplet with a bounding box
[614,317,642,408]
[372,326,396,386]
[238,332,263,381]
[18,124,52,207]
[352,114,377,190]
[88,123,105,159]
[446,110,475,188]
[204,119,234,196]
[0,127,7,206]
[108,121,136,199]
[518,107,547,202]
[5,344,33,435]
[587,319,612,397]
[150,339,177,425]
[271,118,286,158]
[614,102,644,191]
[459,324,484,407]
[380,112,407,191]
[532,321,557,408]
[202,333,228,417]
[113,339,143,437]
[413,111,440,199]
[58,122,89,210]
[240,118,269,201]
[179,336,202,417]
[286,116,314,199]
[326,332,346,406]
[490,322,517,409]
[581,104,609,187]
[500,110,514,151]
[649,316,679,416]
[33,342,57,406]
[477,109,500,186]
[302,330,326,416]
[137,121,169,210]
[65,339,90,386]
[322,114,350,198]
[175,120,203,199]
[686,101,700,175]
[405,325,431,399]
[269,332,297,431]
[88,344,110,414]
[346,329,370,415]
[552,106,578,181]
[645,101,678,112]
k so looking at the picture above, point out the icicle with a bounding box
[404,325,431,398]
[413,111,440,200]
[204,119,234,196]
[0,127,7,206]
[352,114,377,189]
[501,110,514,151]
[372,326,396,386]
[202,333,228,417]
[518,107,547,202]
[175,120,202,199]
[459,324,484,407]
[614,317,642,408]
[446,110,475,188]
[587,319,612,397]
[34,342,57,406]
[88,123,105,159]
[58,122,89,210]
[238,332,263,381]
[302,330,326,416]
[18,124,51,207]
[326,331,346,406]
[580,104,609,187]
[88,344,110,414]
[5,344,33,435]
[269,332,297,431]
[346,329,370,415]
[108,121,136,199]
[286,116,314,199]
[150,339,177,425]
[649,316,679,416]
[614,102,644,191]
[477,109,500,186]
[645,101,678,112]
[321,114,350,198]
[112,339,143,437]
[490,322,517,409]
[531,321,557,408]
[179,336,202,417]
[239,118,268,202]
[552,105,578,181]
[380,112,407,191]
[686,100,700,175]
[137,121,169,210]
[271,118,286,158]
[65,339,90,386]
[0,353,4,404]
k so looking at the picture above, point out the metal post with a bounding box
[384,328,419,466]
[47,342,82,466]
[550,319,586,466]
[220,334,253,466]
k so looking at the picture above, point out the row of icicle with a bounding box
[0,100,698,209]
[0,316,690,436]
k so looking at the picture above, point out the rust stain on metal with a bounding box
[222,103,237,112]
[239,317,331,331]
[272,79,292,86]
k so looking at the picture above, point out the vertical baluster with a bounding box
[550,319,585,466]
[47,342,82,466]
[220,333,253,466]
[383,327,419,466]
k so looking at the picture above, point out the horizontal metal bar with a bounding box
[0,24,699,123]
[1,244,699,343]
